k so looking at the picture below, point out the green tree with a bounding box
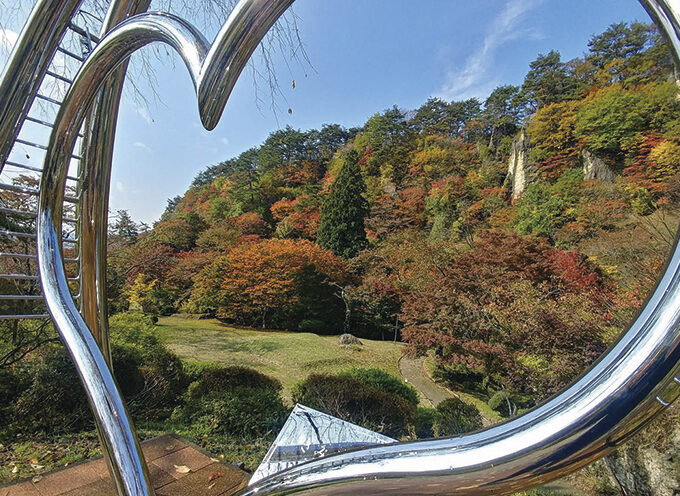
[110,210,139,245]
[587,22,652,69]
[317,150,369,258]
[519,51,578,111]
[484,85,522,148]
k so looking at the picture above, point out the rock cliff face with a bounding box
[578,401,680,495]
[582,150,615,183]
[507,129,536,199]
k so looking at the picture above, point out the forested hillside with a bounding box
[109,21,680,413]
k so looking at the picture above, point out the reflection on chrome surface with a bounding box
[0,0,677,494]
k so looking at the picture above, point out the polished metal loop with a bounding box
[19,0,680,494]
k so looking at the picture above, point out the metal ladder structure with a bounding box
[0,12,101,321]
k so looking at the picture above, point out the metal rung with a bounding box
[0,314,50,320]
[57,46,84,62]
[14,138,83,161]
[5,160,81,182]
[35,93,62,106]
[14,138,47,151]
[0,252,79,263]
[24,115,54,128]
[0,274,79,281]
[0,230,35,239]
[0,295,44,300]
[4,160,42,174]
[0,206,35,218]
[0,182,80,204]
[68,22,100,43]
[0,274,39,280]
[23,116,85,140]
[0,230,78,244]
[0,206,78,223]
[45,70,72,85]
[15,138,47,151]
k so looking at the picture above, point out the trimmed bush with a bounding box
[110,313,187,418]
[338,368,418,407]
[176,366,287,439]
[415,407,439,439]
[433,397,483,437]
[111,343,146,398]
[291,374,416,438]
[189,366,282,398]
[178,385,287,439]
[182,360,221,383]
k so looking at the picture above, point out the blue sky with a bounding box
[1,0,652,223]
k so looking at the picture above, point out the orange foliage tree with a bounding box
[188,239,350,330]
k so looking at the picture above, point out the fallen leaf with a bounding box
[208,471,222,482]
[174,465,191,474]
[32,475,42,483]
[165,444,175,451]
[11,466,18,474]
[208,482,216,489]
[30,464,44,470]
[210,458,219,463]
[29,458,38,464]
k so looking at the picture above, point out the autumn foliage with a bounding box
[104,21,680,410]
[188,239,349,330]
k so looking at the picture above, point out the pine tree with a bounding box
[317,150,369,258]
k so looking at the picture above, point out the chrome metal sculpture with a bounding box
[0,0,680,494]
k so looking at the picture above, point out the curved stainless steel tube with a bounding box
[37,3,292,494]
[0,0,84,169]
[31,0,680,495]
[77,2,154,493]
[79,0,152,363]
[37,14,211,496]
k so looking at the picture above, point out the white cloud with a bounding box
[220,137,229,146]
[116,181,125,192]
[439,0,543,100]
[132,141,153,153]
[135,105,153,125]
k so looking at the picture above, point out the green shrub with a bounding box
[0,367,28,428]
[175,366,287,439]
[297,319,326,333]
[415,407,439,439]
[338,368,419,407]
[189,366,282,398]
[488,391,512,417]
[110,311,187,417]
[182,360,221,383]
[109,312,163,358]
[111,344,146,398]
[177,386,287,439]
[13,347,92,434]
[291,374,416,438]
[433,397,483,437]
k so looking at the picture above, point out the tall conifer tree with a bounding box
[317,150,368,258]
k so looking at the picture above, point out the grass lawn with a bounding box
[155,316,404,400]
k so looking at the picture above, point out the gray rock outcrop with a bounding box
[507,129,536,199]
[581,150,615,183]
